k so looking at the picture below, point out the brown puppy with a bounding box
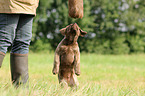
[68,0,83,18]
[52,23,87,87]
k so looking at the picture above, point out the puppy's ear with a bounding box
[80,29,87,37]
[60,28,66,36]
[60,24,72,36]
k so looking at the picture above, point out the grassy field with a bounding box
[0,53,145,96]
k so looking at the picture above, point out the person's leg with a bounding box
[10,14,34,87]
[0,14,19,67]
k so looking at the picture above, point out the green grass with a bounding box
[0,53,145,96]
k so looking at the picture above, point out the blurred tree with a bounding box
[30,0,53,51]
[87,0,145,54]
[123,0,145,53]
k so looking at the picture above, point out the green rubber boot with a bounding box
[10,53,29,88]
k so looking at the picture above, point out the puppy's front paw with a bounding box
[52,68,59,75]
[75,72,80,76]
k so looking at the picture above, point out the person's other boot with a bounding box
[10,53,29,88]
[0,52,5,68]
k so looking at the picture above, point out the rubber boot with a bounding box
[0,52,5,68]
[10,53,29,88]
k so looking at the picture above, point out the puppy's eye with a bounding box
[71,28,76,32]
[72,31,76,35]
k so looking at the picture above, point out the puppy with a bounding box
[52,23,87,87]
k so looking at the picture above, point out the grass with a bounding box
[0,52,145,96]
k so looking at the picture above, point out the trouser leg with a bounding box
[0,14,19,67]
[11,14,33,54]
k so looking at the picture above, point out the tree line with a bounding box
[30,0,145,54]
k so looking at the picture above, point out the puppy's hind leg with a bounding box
[69,74,79,89]
[60,80,68,88]
[58,75,68,88]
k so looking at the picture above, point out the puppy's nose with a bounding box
[72,23,78,28]
[73,23,77,26]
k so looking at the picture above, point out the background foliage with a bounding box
[30,0,145,54]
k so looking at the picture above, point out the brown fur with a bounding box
[52,23,87,87]
[68,0,83,19]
